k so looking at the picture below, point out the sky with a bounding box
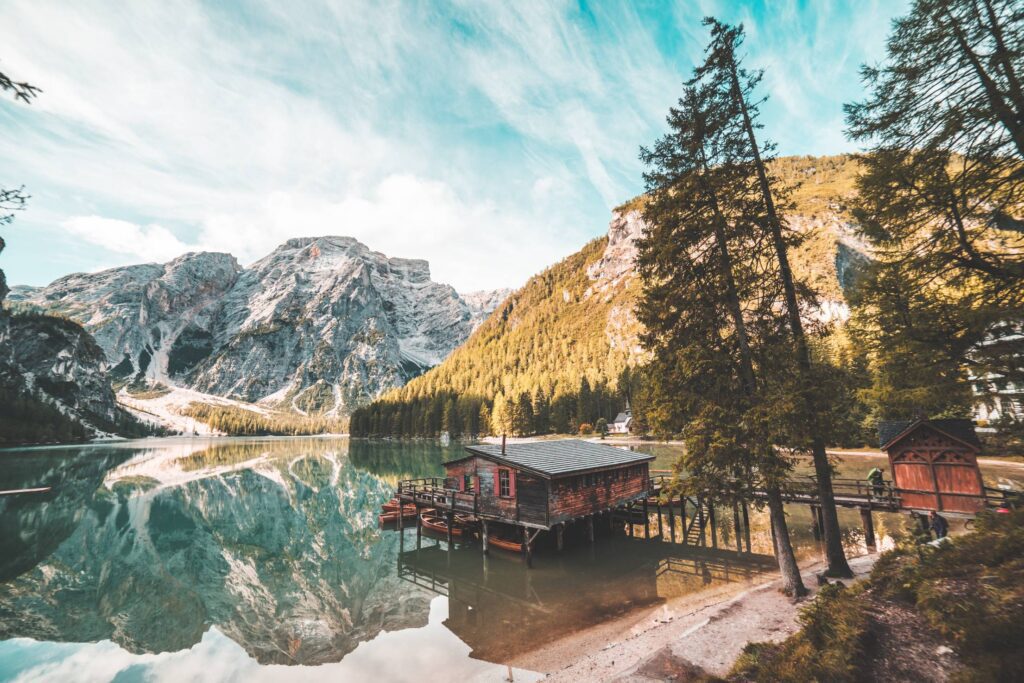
[0,0,907,293]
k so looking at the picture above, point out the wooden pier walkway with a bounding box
[392,466,1017,567]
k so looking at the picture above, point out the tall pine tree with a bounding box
[691,19,853,577]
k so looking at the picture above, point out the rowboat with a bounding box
[487,534,527,553]
[381,498,405,512]
[420,511,475,538]
[377,505,419,525]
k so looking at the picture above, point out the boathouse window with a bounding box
[463,474,473,492]
[498,468,513,498]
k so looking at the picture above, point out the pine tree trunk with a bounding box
[697,149,757,395]
[725,51,853,578]
[766,486,808,597]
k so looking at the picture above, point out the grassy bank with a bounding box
[731,509,1024,682]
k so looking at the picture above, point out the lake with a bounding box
[1,437,1020,682]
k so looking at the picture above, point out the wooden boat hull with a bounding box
[420,512,474,538]
[486,535,527,553]
[378,507,418,525]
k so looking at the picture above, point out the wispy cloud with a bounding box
[0,0,905,291]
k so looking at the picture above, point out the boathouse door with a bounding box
[884,421,985,514]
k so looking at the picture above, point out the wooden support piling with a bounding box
[481,519,489,555]
[668,498,676,544]
[556,523,564,551]
[681,499,687,545]
[810,504,822,541]
[416,506,422,549]
[860,508,876,548]
[586,515,595,544]
[657,500,664,539]
[398,499,404,551]
[446,507,454,549]
[521,526,533,568]
[628,503,634,537]
[742,503,751,553]
[709,502,718,549]
[733,503,742,552]
[643,498,650,539]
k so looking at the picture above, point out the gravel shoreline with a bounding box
[510,552,879,681]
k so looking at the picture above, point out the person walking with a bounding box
[867,467,886,499]
[929,510,949,540]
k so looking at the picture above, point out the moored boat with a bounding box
[486,534,527,553]
[378,505,419,525]
[419,511,475,538]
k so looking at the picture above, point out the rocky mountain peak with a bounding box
[14,236,509,417]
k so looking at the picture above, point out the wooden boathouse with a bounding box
[879,418,986,514]
[395,439,654,563]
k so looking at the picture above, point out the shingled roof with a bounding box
[878,418,982,450]
[455,439,654,478]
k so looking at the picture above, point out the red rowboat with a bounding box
[420,511,475,538]
[378,506,418,525]
[487,534,527,553]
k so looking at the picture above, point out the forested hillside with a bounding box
[351,155,870,439]
[349,232,639,438]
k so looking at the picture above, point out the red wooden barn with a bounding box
[878,418,985,514]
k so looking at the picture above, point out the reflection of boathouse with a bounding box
[397,538,776,665]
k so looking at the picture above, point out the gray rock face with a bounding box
[0,313,126,433]
[14,237,506,415]
[461,288,512,327]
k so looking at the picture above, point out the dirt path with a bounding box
[519,553,879,681]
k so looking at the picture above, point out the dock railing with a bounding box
[649,470,1017,514]
[397,478,478,514]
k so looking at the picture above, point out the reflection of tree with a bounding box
[0,447,131,581]
[174,438,347,471]
[347,439,454,480]
[399,539,776,666]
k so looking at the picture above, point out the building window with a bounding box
[498,468,513,498]
[463,474,473,492]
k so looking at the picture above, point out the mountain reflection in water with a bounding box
[0,437,947,681]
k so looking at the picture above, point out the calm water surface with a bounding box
[0,437,1020,682]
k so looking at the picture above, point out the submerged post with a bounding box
[416,506,422,549]
[398,500,405,551]
[481,519,489,556]
[586,515,595,544]
[860,508,876,548]
[556,523,564,551]
[521,526,533,568]
[657,500,664,539]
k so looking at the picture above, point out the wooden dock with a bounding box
[390,469,1017,567]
